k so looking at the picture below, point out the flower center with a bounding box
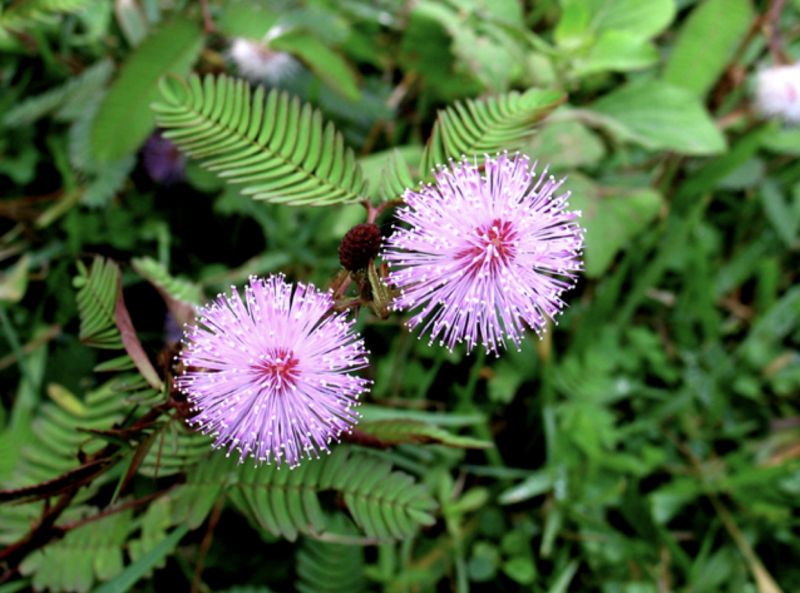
[480,220,516,258]
[252,347,300,392]
[457,218,518,275]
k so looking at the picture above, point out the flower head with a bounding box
[383,153,583,354]
[142,131,185,184]
[754,63,800,124]
[176,275,370,467]
[228,37,299,85]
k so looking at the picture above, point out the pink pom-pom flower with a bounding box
[383,153,584,355]
[176,275,370,467]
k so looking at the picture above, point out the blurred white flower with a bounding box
[755,63,800,124]
[228,37,299,85]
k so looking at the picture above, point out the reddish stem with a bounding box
[764,0,788,64]
[362,199,404,225]
[190,497,225,593]
[60,489,172,532]
[200,0,216,34]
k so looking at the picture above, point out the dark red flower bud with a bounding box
[338,223,382,271]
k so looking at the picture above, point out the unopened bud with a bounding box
[338,223,382,271]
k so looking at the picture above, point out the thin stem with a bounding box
[362,199,404,224]
[332,297,362,313]
[0,324,60,372]
[341,428,390,449]
[764,0,787,64]
[199,0,216,33]
[59,489,172,532]
[671,433,784,592]
[190,497,225,593]
[0,304,37,397]
[328,270,352,299]
[0,407,173,573]
[0,490,75,573]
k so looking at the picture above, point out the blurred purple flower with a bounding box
[176,274,370,467]
[383,153,584,355]
[164,312,183,345]
[142,132,185,184]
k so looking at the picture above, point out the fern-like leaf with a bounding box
[9,376,150,489]
[296,518,365,593]
[0,500,41,545]
[224,447,436,542]
[127,497,172,574]
[19,508,132,593]
[152,73,368,207]
[139,426,213,479]
[168,451,228,529]
[131,257,202,326]
[74,256,122,349]
[378,148,417,202]
[419,89,565,173]
[131,257,202,305]
[231,454,326,542]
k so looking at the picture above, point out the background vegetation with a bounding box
[0,0,799,592]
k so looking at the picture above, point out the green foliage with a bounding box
[216,0,279,39]
[398,3,483,100]
[0,0,93,40]
[566,175,663,277]
[761,125,800,156]
[2,59,114,128]
[555,0,674,79]
[19,509,132,593]
[2,1,800,592]
[589,79,727,155]
[0,254,30,303]
[73,257,122,350]
[296,525,365,593]
[228,446,437,542]
[376,149,418,202]
[90,17,204,163]
[760,180,800,247]
[420,89,565,173]
[556,0,675,43]
[131,257,203,307]
[358,418,492,449]
[0,500,41,546]
[664,0,754,98]
[93,525,189,593]
[81,156,135,208]
[127,497,172,570]
[358,146,422,202]
[406,1,528,92]
[526,120,605,169]
[138,427,212,479]
[152,74,368,206]
[167,450,227,529]
[8,375,145,489]
[271,32,361,101]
